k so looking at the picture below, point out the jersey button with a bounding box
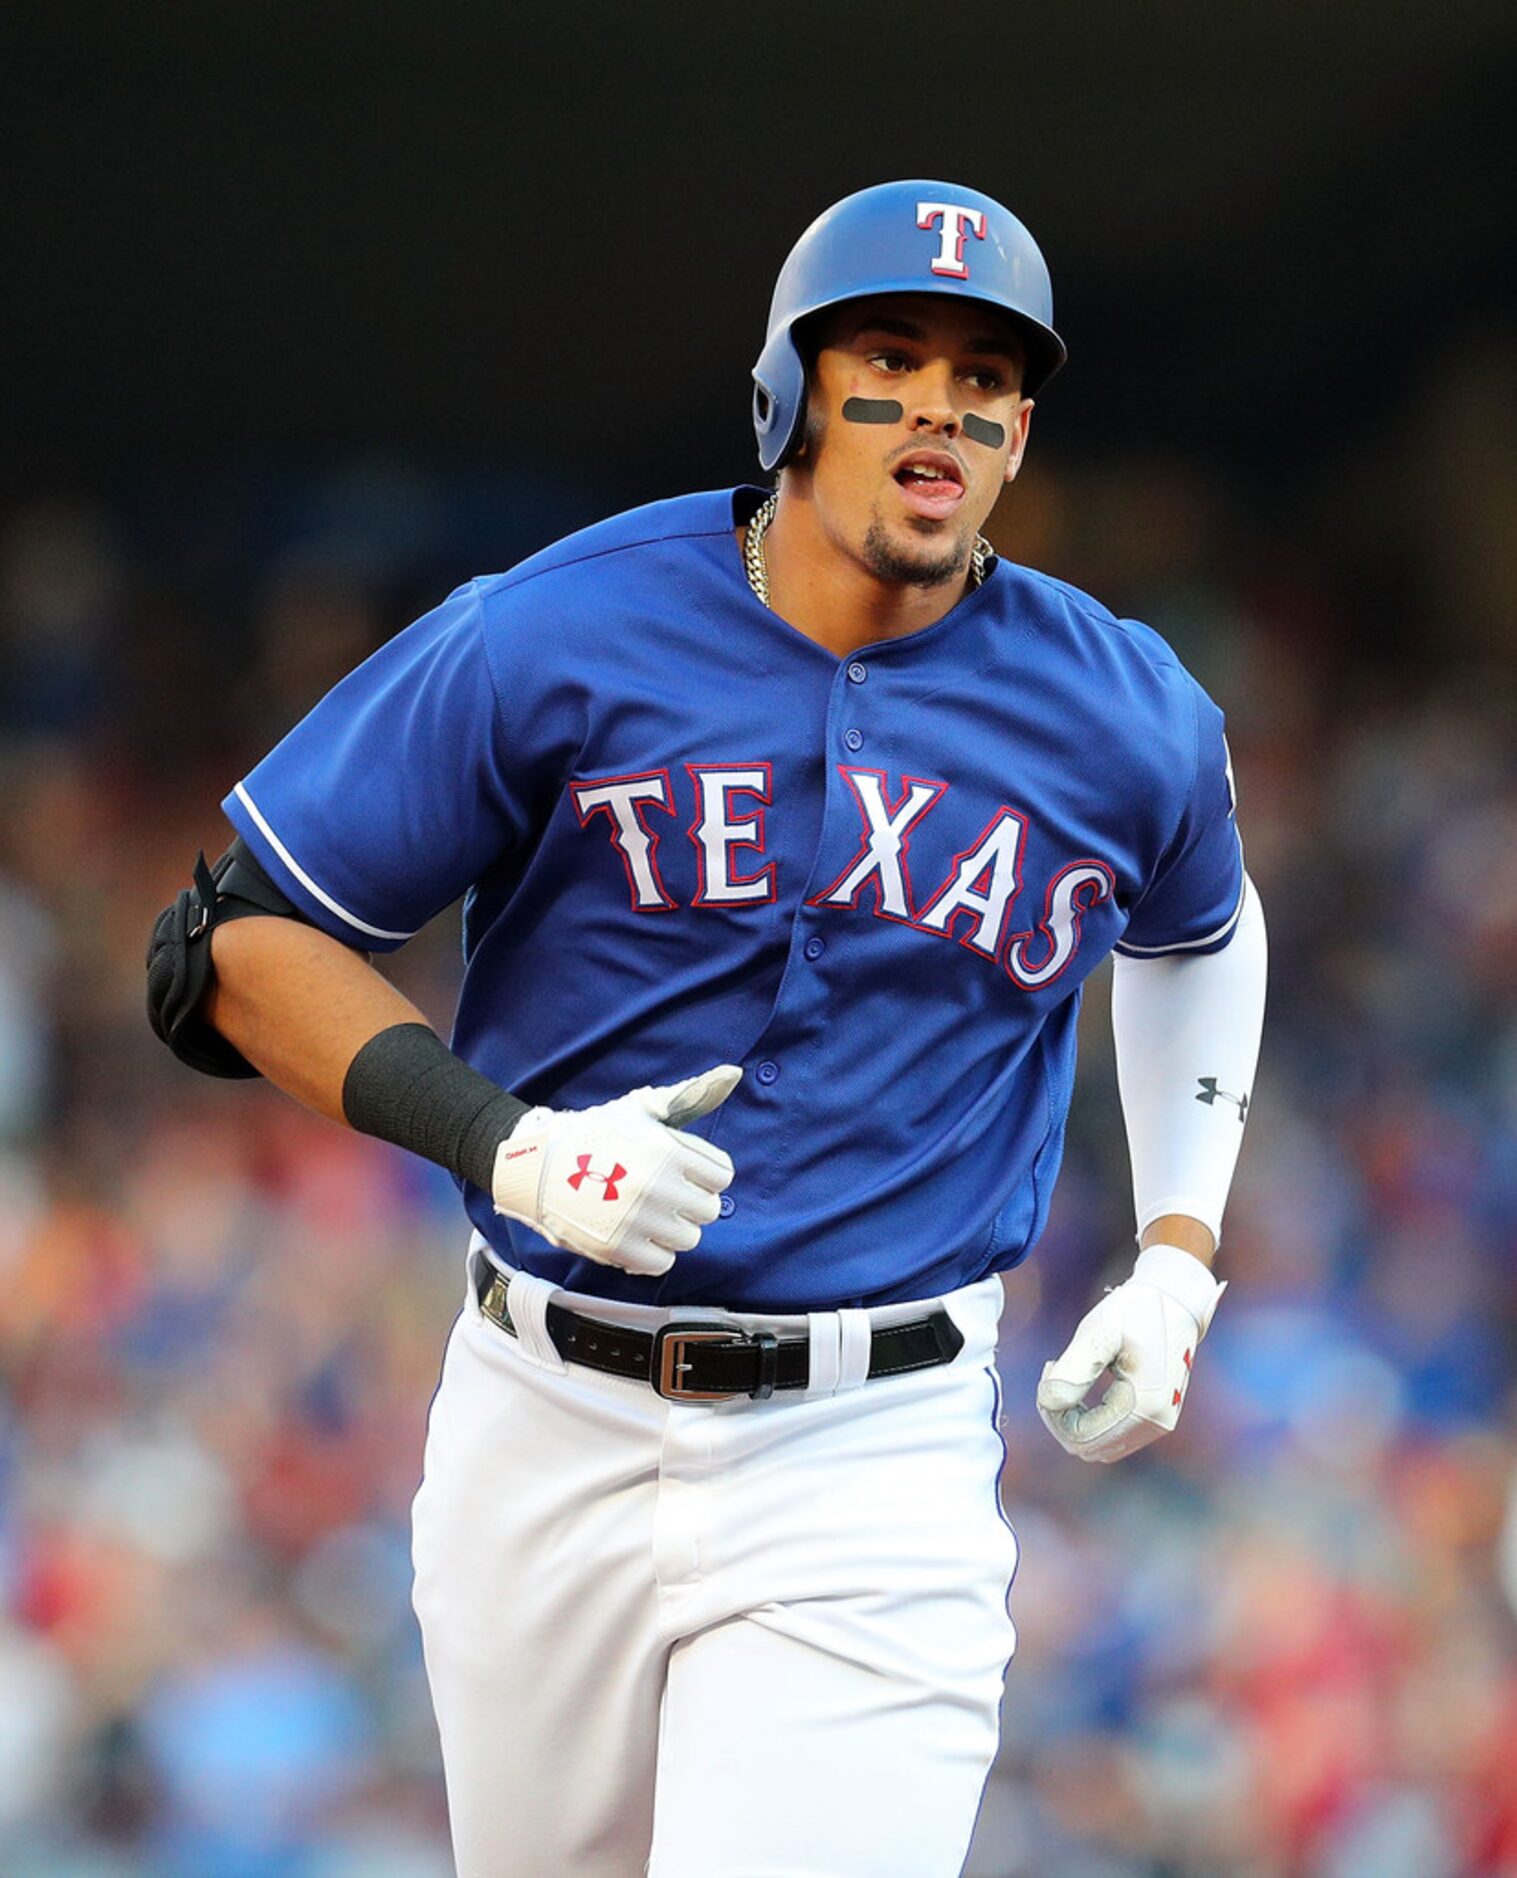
[843,728,864,752]
[803,936,825,961]
[846,660,868,684]
[756,1060,780,1085]
[718,1194,735,1219]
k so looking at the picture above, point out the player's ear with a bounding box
[788,394,825,469]
[1003,400,1034,483]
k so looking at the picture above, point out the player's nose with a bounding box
[907,402,960,438]
[905,360,961,436]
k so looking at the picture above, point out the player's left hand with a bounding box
[1035,1243,1226,1463]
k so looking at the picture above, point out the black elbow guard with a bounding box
[146,839,304,1079]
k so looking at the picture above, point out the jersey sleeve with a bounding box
[222,581,535,951]
[1113,677,1245,959]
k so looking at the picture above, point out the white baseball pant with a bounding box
[411,1243,1018,1878]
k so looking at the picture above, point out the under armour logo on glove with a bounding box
[1036,1243,1225,1464]
[491,1065,741,1276]
[567,1156,628,1201]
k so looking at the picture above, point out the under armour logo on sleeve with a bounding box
[1196,1077,1249,1120]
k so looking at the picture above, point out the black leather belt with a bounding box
[475,1265,964,1402]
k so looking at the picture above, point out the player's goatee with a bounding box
[862,516,969,588]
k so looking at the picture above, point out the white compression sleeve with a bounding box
[1111,875,1267,1245]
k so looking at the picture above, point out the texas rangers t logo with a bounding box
[916,202,987,279]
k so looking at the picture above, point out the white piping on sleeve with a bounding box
[232,783,417,943]
[1113,874,1246,957]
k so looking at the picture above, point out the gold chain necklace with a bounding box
[742,493,991,610]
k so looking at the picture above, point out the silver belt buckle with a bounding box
[652,1324,748,1401]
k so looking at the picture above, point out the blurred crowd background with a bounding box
[5,5,1513,1875]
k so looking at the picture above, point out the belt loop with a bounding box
[501,1268,567,1372]
[805,1311,842,1396]
[752,1331,779,1400]
[836,1308,872,1393]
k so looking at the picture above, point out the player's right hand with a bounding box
[489,1065,741,1276]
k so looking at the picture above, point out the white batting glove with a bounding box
[490,1064,741,1276]
[1035,1243,1226,1463]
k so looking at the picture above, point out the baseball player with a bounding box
[148,179,1266,1877]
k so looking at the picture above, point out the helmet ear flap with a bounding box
[752,377,776,433]
[751,330,807,473]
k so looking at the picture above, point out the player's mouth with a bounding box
[891,450,966,520]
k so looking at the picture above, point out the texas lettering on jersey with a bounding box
[569,761,1114,992]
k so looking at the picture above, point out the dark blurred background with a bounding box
[2,6,1514,1875]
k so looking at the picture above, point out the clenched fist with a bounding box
[1036,1243,1226,1463]
[491,1064,741,1276]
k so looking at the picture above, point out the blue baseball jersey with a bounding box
[225,488,1244,1311]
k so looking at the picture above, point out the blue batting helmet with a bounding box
[752,180,1066,472]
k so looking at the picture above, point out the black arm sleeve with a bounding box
[342,1023,530,1190]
